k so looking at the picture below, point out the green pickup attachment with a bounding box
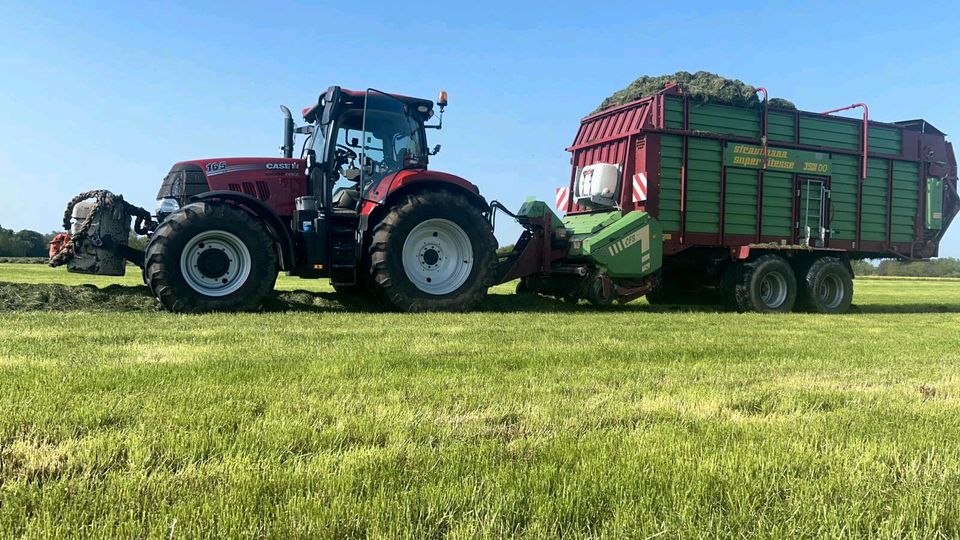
[515,198,565,230]
[563,210,663,279]
[503,200,664,304]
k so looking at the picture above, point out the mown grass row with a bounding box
[1,264,960,537]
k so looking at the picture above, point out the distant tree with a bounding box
[0,224,56,257]
[877,258,960,278]
[0,225,13,256]
[850,259,877,276]
[14,230,48,257]
[128,234,149,251]
[0,223,148,258]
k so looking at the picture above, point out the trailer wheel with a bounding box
[798,257,853,314]
[735,254,796,313]
[144,202,278,313]
[719,263,740,311]
[369,190,497,312]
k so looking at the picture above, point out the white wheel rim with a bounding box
[759,271,788,309]
[180,230,252,297]
[401,218,474,295]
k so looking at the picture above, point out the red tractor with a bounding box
[60,87,501,312]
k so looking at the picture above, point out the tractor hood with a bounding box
[183,157,306,177]
[157,157,308,216]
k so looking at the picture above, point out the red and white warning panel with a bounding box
[632,172,648,203]
[555,186,569,211]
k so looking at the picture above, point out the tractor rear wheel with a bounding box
[369,190,497,312]
[798,257,853,313]
[734,254,796,313]
[144,202,278,312]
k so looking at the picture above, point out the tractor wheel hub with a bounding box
[180,230,252,297]
[420,245,442,268]
[196,248,230,279]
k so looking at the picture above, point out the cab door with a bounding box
[798,177,829,247]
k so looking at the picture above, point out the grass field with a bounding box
[2,264,960,538]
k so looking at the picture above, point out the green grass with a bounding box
[2,264,960,538]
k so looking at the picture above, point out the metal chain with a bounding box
[49,190,154,267]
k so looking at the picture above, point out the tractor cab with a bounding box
[293,87,442,214]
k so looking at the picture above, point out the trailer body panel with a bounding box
[565,90,958,261]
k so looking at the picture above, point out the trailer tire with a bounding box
[720,263,741,311]
[735,254,796,313]
[144,202,278,313]
[369,190,497,312]
[798,257,853,314]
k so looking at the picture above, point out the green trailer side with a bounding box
[650,94,950,258]
[545,86,958,312]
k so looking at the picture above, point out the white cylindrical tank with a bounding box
[576,163,620,207]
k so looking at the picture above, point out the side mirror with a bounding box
[430,144,442,156]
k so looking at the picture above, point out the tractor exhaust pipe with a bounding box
[280,105,294,159]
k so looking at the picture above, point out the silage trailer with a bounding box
[50,84,958,313]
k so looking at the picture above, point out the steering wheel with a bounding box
[335,144,357,161]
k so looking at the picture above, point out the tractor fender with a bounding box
[189,190,295,270]
[360,170,490,228]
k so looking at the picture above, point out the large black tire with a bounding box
[797,257,853,314]
[144,202,278,313]
[368,190,497,312]
[734,254,797,313]
[719,263,740,311]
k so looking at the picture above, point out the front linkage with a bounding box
[49,190,154,275]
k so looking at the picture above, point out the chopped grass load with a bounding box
[595,70,797,113]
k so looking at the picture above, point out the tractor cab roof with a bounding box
[302,87,434,123]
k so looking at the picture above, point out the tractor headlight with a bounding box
[156,197,180,219]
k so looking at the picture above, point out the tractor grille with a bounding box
[226,181,271,201]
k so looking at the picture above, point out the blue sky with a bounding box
[1,0,959,255]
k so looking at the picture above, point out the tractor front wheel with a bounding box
[144,202,278,312]
[369,190,497,312]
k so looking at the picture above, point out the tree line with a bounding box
[852,258,960,278]
[0,225,56,257]
[0,225,148,258]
